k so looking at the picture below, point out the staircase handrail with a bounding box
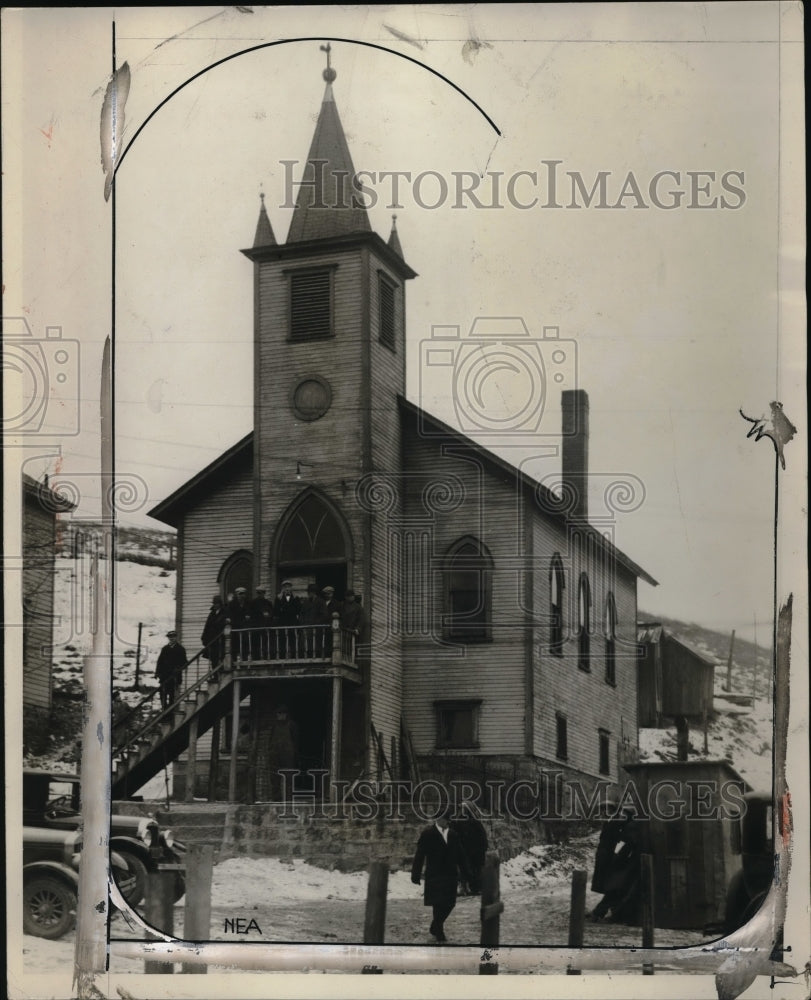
[112,638,225,757]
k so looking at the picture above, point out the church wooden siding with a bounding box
[531,514,639,780]
[401,424,528,756]
[364,247,407,758]
[177,465,254,684]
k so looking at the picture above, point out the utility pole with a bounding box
[135,621,143,689]
[74,337,113,994]
[724,629,736,692]
[751,615,758,704]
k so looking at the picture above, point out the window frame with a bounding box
[604,591,618,686]
[549,554,566,657]
[577,572,592,671]
[443,537,494,644]
[377,270,397,352]
[598,728,611,775]
[434,699,482,750]
[285,264,338,343]
[555,712,569,761]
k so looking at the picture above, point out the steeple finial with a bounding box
[320,42,336,83]
[253,186,276,248]
[387,213,404,257]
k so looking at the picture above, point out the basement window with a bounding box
[288,267,335,341]
[555,713,568,761]
[598,728,611,775]
[435,699,482,749]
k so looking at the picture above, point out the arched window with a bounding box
[444,537,493,643]
[577,573,591,671]
[604,592,618,685]
[277,491,348,563]
[549,555,566,656]
[218,550,253,603]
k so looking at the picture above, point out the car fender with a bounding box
[24,860,79,890]
[109,836,155,866]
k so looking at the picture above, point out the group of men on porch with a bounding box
[200,582,367,667]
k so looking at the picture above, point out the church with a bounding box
[138,52,657,806]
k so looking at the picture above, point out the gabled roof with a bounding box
[286,79,372,244]
[398,396,658,587]
[22,472,77,513]
[147,433,252,527]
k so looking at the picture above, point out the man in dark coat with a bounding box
[250,585,275,658]
[274,580,301,658]
[155,631,188,709]
[227,586,254,661]
[322,586,342,656]
[339,589,368,662]
[299,583,329,656]
[452,801,488,895]
[411,810,470,943]
[590,807,643,923]
[201,594,227,669]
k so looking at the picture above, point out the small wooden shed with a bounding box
[636,625,717,728]
[623,759,750,930]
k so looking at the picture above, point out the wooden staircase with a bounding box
[111,656,233,800]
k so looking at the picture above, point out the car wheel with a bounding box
[23,876,77,939]
[115,851,148,906]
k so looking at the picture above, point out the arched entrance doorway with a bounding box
[273,489,353,598]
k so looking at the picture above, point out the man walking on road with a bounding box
[411,810,470,943]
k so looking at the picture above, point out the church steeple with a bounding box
[253,191,277,248]
[286,45,372,244]
[387,214,404,258]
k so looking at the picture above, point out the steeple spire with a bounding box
[253,191,277,248]
[286,46,372,244]
[387,214,404,257]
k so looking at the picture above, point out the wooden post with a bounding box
[363,860,389,944]
[208,718,221,802]
[182,845,213,974]
[566,868,587,974]
[134,621,143,689]
[228,679,241,802]
[641,852,655,975]
[331,614,341,665]
[144,869,175,974]
[725,629,736,691]
[330,675,342,802]
[185,714,199,803]
[479,850,503,974]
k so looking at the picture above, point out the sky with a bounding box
[4,4,806,641]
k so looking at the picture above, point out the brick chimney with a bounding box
[561,389,589,521]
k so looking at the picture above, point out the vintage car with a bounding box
[23,769,186,906]
[724,789,774,933]
[23,825,134,939]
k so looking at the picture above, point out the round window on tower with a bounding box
[290,375,333,421]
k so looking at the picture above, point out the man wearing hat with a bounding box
[228,586,253,661]
[155,630,188,710]
[300,583,329,656]
[322,586,342,656]
[250,585,275,658]
[201,594,227,669]
[274,580,301,658]
[340,589,367,649]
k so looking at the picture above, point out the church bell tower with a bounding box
[241,46,417,778]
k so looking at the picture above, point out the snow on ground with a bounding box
[52,557,175,700]
[638,688,774,791]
